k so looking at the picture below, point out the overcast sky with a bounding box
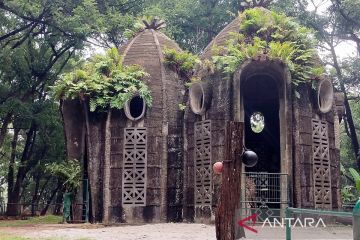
[307,0,358,59]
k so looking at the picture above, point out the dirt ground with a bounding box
[0,223,354,240]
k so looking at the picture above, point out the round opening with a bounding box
[318,79,334,113]
[124,95,146,121]
[190,83,205,115]
[250,112,265,133]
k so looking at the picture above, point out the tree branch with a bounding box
[0,22,33,42]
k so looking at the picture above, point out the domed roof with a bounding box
[119,28,182,97]
[120,29,181,67]
[202,7,271,60]
[119,25,184,115]
[202,18,241,60]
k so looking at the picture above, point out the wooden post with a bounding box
[215,121,245,240]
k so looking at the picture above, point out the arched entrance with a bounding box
[243,74,280,174]
[234,60,292,221]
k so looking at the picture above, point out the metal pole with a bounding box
[285,207,291,240]
[354,198,360,240]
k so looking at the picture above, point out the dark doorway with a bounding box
[242,74,282,218]
[243,74,280,173]
[129,96,145,119]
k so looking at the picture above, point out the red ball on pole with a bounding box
[213,161,223,174]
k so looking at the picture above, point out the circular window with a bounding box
[190,83,206,115]
[317,79,334,113]
[250,112,265,133]
[124,95,146,121]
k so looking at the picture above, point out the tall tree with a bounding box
[271,0,360,169]
[0,0,148,215]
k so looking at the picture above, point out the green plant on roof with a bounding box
[124,16,166,39]
[163,47,201,80]
[52,48,152,112]
[212,8,325,86]
[141,16,166,30]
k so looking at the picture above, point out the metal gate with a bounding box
[241,172,289,222]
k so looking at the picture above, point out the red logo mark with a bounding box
[238,213,258,233]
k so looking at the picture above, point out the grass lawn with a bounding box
[0,232,92,240]
[0,215,62,227]
[0,215,92,239]
[0,232,30,240]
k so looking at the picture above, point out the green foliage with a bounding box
[163,48,201,79]
[268,41,296,64]
[349,168,360,193]
[212,8,323,86]
[341,166,360,203]
[45,159,81,192]
[340,100,360,168]
[142,0,242,53]
[124,20,146,39]
[341,185,358,203]
[212,37,266,73]
[52,48,152,112]
[0,0,149,49]
[240,8,273,33]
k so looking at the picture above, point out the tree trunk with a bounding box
[215,122,245,240]
[61,99,86,221]
[344,97,360,168]
[0,111,12,150]
[7,124,36,216]
[330,45,360,169]
[53,190,63,215]
[7,128,19,202]
[36,177,51,206]
[103,109,112,224]
[31,175,41,216]
[7,167,27,216]
[41,182,62,216]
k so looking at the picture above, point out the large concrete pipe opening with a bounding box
[124,95,146,121]
[189,82,211,115]
[317,79,334,113]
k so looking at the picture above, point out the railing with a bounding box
[285,199,360,240]
[0,203,63,216]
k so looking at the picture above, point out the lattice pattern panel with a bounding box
[122,128,147,206]
[312,119,332,209]
[194,120,212,206]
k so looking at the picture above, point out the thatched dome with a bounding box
[119,27,183,113]
[120,29,181,75]
[202,18,241,60]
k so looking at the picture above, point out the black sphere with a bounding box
[242,150,258,167]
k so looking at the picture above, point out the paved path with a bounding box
[0,223,353,240]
